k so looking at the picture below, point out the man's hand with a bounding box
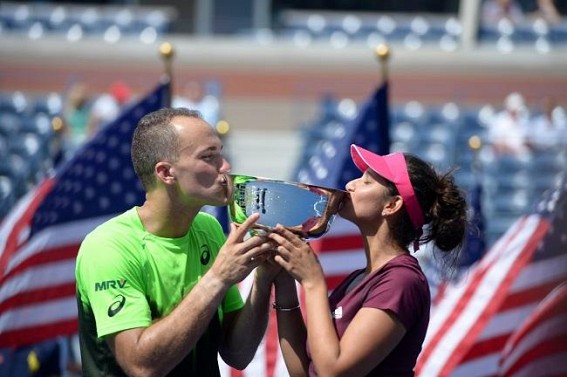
[211,213,275,286]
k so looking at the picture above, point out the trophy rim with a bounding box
[227,174,347,238]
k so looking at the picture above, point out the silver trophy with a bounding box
[228,174,347,238]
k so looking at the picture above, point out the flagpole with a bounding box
[374,44,390,83]
[159,41,175,107]
[468,135,482,175]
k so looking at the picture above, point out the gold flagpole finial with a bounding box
[159,42,175,78]
[374,44,390,82]
[468,135,483,172]
[159,42,175,107]
[374,44,390,62]
[468,135,482,152]
[160,42,174,59]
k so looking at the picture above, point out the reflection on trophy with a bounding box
[228,174,347,238]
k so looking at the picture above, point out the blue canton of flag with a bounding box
[35,82,170,229]
[460,177,486,268]
[291,81,391,292]
[0,80,170,347]
[294,82,390,191]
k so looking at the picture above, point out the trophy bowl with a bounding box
[228,174,347,239]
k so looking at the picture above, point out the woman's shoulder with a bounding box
[379,254,428,286]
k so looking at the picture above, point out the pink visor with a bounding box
[350,144,425,232]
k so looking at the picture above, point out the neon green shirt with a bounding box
[76,208,243,376]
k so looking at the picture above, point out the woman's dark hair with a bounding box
[385,154,468,258]
[131,107,202,190]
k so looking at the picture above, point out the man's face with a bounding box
[168,116,231,208]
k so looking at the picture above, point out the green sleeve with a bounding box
[77,231,151,338]
[223,284,245,314]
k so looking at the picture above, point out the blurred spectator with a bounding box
[482,0,525,24]
[87,81,132,138]
[62,82,92,150]
[172,80,220,127]
[0,339,61,377]
[0,335,81,377]
[487,92,530,155]
[526,96,567,150]
[532,0,562,23]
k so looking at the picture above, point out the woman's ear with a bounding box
[382,195,404,217]
[155,162,175,184]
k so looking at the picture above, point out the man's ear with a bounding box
[155,162,175,184]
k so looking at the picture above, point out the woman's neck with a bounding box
[363,233,408,274]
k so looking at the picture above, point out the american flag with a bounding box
[415,177,567,377]
[498,281,567,376]
[0,81,170,347]
[295,81,390,291]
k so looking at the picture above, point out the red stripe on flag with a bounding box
[500,279,565,311]
[0,282,76,313]
[0,319,77,347]
[458,278,566,363]
[460,334,509,361]
[0,179,54,274]
[438,218,548,377]
[499,282,567,376]
[505,336,567,376]
[325,274,348,291]
[1,244,78,285]
[310,234,363,253]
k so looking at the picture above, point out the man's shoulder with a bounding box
[82,208,140,245]
[191,211,225,243]
[194,211,222,228]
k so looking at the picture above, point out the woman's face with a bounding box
[339,169,393,226]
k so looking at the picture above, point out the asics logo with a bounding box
[108,295,126,317]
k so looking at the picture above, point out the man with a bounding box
[75,108,277,376]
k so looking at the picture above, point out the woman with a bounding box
[268,144,467,377]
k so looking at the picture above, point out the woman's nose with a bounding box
[345,180,355,192]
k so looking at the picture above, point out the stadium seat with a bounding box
[391,121,419,149]
[0,153,31,199]
[396,101,428,125]
[0,2,173,40]
[8,132,46,179]
[490,188,531,215]
[551,20,567,43]
[422,122,456,145]
[0,91,29,114]
[416,142,453,171]
[0,136,8,158]
[0,112,21,138]
[0,175,15,219]
[33,92,63,116]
